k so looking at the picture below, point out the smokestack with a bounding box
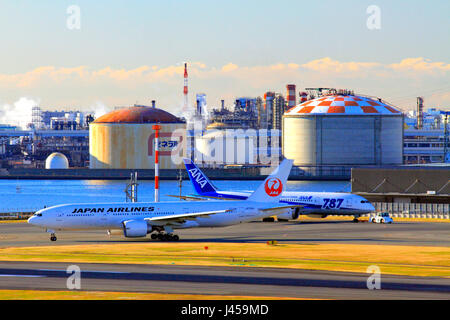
[183,63,188,113]
[286,84,296,110]
[151,100,156,108]
[196,97,201,115]
[417,97,424,129]
[221,100,225,111]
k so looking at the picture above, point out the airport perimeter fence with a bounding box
[0,209,37,220]
[372,202,450,219]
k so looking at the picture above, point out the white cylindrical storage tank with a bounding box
[283,94,403,166]
[45,152,69,169]
[89,105,186,169]
[195,129,258,165]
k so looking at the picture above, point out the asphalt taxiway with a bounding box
[0,219,449,247]
[0,261,449,299]
[0,220,449,299]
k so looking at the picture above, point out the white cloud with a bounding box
[389,58,450,72]
[0,58,449,111]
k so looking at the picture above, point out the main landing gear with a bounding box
[151,233,179,241]
[150,226,179,241]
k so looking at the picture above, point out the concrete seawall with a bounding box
[0,168,349,181]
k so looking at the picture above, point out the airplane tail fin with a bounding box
[183,158,218,195]
[247,159,293,203]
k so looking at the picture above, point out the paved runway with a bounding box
[0,220,449,299]
[0,219,449,247]
[0,261,449,299]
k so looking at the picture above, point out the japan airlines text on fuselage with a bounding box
[183,159,375,220]
[27,159,296,241]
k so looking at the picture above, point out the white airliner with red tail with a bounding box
[182,159,375,221]
[28,159,297,241]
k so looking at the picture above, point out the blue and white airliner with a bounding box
[28,159,299,241]
[182,159,375,222]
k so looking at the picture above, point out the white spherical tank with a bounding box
[283,94,404,166]
[45,152,69,169]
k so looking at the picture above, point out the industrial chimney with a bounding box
[417,97,424,129]
[286,84,296,110]
[183,63,188,113]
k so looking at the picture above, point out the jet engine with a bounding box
[122,220,149,237]
[277,207,301,221]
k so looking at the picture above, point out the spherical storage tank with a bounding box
[45,152,69,169]
[282,94,404,166]
[89,105,186,169]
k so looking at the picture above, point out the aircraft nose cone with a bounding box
[28,216,37,225]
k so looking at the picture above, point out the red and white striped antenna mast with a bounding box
[183,62,188,113]
[152,124,161,202]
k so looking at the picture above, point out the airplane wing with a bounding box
[166,195,206,201]
[167,194,242,201]
[187,194,242,200]
[145,209,230,224]
[260,205,304,212]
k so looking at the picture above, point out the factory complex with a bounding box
[0,64,448,178]
[1,97,448,168]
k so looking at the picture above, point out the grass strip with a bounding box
[0,289,304,300]
[0,243,448,277]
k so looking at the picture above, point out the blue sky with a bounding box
[0,0,449,114]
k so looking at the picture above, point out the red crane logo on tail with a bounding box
[264,178,283,197]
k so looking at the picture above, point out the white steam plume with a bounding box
[90,101,110,119]
[0,97,39,129]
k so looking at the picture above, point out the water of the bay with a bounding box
[0,179,350,213]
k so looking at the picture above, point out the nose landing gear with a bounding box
[46,229,57,241]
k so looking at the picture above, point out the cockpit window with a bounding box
[360,200,370,203]
[34,213,42,217]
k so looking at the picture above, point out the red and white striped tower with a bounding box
[286,84,296,110]
[183,63,188,112]
[152,124,161,202]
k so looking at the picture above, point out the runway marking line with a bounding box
[0,289,308,300]
[0,243,449,277]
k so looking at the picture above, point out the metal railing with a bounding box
[372,202,450,219]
